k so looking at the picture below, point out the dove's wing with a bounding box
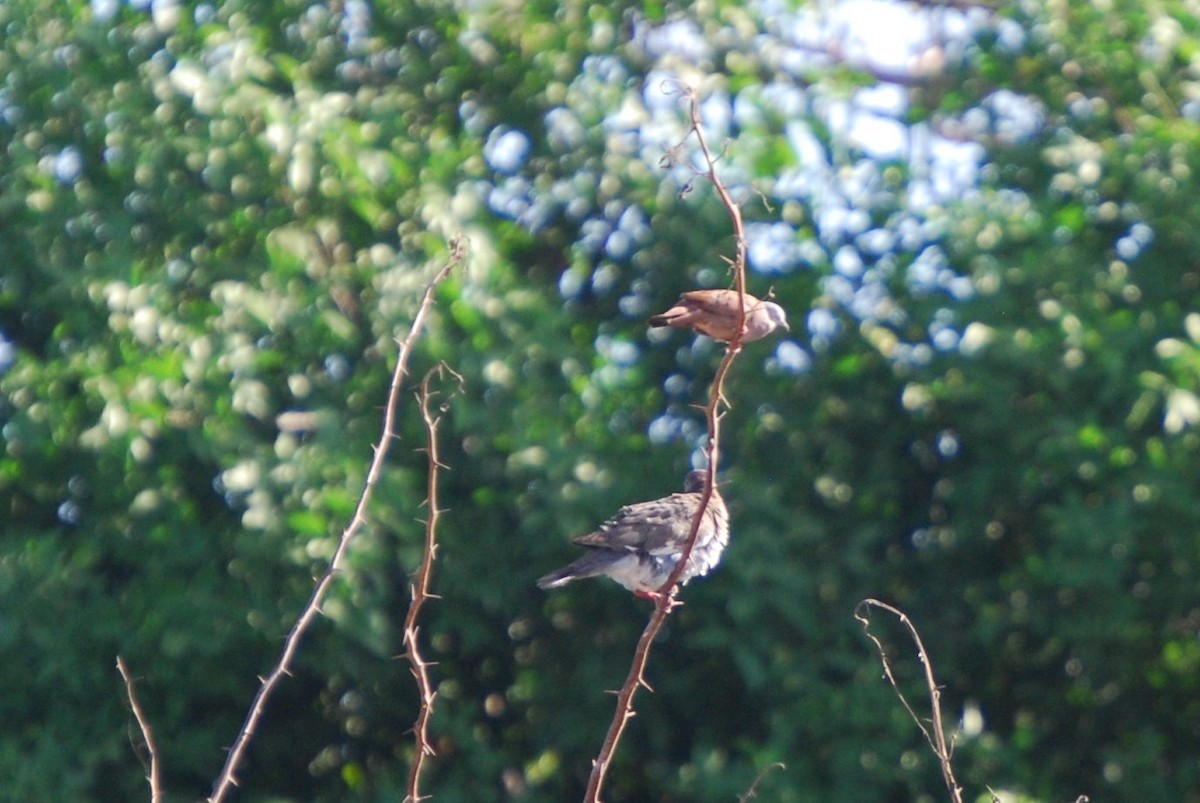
[682,289,769,317]
[571,492,700,554]
[678,289,736,315]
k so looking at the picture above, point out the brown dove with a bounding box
[536,470,729,597]
[649,289,789,343]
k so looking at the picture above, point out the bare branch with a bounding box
[583,85,751,803]
[402,364,463,803]
[208,238,466,803]
[117,656,164,803]
[855,599,963,803]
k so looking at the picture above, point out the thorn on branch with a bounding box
[399,363,460,803]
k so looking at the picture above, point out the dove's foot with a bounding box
[635,589,684,611]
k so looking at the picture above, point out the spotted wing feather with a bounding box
[571,492,700,554]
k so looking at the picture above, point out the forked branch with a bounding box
[207,239,465,803]
[117,656,164,803]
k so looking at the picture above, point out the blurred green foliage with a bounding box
[4,0,1200,801]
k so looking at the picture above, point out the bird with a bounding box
[537,470,729,598]
[649,289,789,343]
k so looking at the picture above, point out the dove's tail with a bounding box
[536,550,621,589]
[535,569,576,589]
[648,308,684,328]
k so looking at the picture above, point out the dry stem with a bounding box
[117,656,163,803]
[402,364,462,802]
[583,85,750,803]
[207,240,464,803]
[855,598,963,803]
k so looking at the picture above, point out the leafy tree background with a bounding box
[3,0,1200,801]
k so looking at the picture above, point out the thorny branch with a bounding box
[117,656,163,803]
[583,84,751,803]
[207,238,465,803]
[855,599,964,803]
[402,364,463,803]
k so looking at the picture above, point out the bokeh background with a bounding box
[3,0,1200,800]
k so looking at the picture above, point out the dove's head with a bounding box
[683,470,711,493]
[763,301,789,331]
[745,300,789,341]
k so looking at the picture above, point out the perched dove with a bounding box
[537,470,729,597]
[649,289,789,343]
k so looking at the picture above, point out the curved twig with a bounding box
[738,762,786,802]
[855,598,963,803]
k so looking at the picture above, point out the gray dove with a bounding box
[649,289,789,343]
[537,470,729,597]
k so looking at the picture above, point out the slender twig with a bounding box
[402,364,463,803]
[208,238,465,803]
[737,762,786,802]
[855,599,963,803]
[583,85,750,803]
[116,656,164,803]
